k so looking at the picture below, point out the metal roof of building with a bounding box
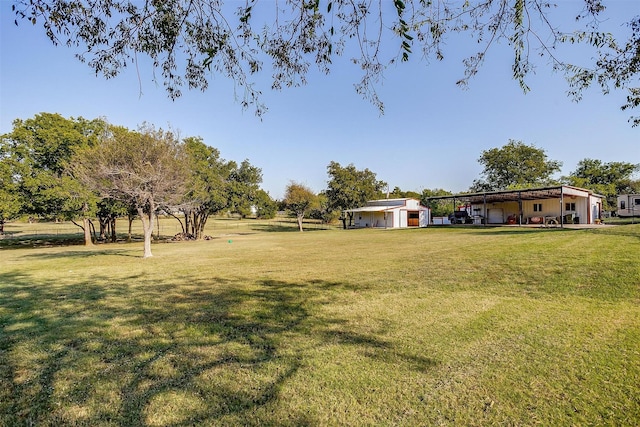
[344,205,405,213]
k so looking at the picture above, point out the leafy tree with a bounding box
[389,187,421,199]
[1,113,105,244]
[563,158,639,210]
[178,137,232,239]
[566,159,638,189]
[13,1,640,124]
[471,140,562,191]
[253,189,277,219]
[57,174,100,245]
[0,147,21,233]
[74,125,187,258]
[325,161,387,228]
[309,192,340,225]
[618,179,640,195]
[96,198,129,242]
[421,188,454,218]
[283,182,318,232]
[227,159,263,218]
[124,204,138,243]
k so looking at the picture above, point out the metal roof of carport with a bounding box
[344,205,405,213]
[426,185,603,204]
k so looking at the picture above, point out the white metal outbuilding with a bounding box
[344,198,430,228]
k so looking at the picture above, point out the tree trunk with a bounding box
[138,205,154,258]
[128,213,134,242]
[297,213,304,232]
[192,208,207,239]
[89,219,98,242]
[110,217,117,242]
[103,218,109,241]
[192,212,201,239]
[98,215,107,241]
[197,211,209,239]
[186,208,210,240]
[0,219,4,234]
[83,217,94,246]
[183,210,190,234]
[168,210,186,234]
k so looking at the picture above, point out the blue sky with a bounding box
[1,1,638,200]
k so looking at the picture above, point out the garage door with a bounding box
[408,211,420,227]
[487,208,504,224]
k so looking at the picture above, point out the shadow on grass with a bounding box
[0,271,431,426]
[0,235,87,249]
[0,234,141,251]
[18,249,140,259]
[0,233,178,251]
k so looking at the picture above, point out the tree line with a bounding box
[2,114,638,257]
[0,113,271,257]
[0,113,393,256]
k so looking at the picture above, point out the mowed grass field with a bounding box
[1,221,639,426]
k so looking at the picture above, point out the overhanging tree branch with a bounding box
[13,0,640,123]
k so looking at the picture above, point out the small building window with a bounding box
[635,198,640,205]
[533,203,542,212]
[621,201,626,210]
[565,202,576,211]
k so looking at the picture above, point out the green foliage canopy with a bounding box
[389,187,421,200]
[563,158,640,209]
[471,140,562,192]
[421,188,454,217]
[309,192,340,224]
[567,159,639,188]
[226,159,263,218]
[0,146,21,231]
[0,113,105,222]
[253,189,277,219]
[181,136,232,238]
[284,182,318,232]
[325,161,387,214]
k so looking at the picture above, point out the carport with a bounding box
[426,185,603,227]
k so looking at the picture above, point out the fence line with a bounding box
[1,218,338,241]
[0,225,84,240]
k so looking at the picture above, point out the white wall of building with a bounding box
[348,198,430,228]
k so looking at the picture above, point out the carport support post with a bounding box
[518,191,522,226]
[483,194,487,226]
[560,188,564,228]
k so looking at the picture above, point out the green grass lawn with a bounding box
[1,223,639,426]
